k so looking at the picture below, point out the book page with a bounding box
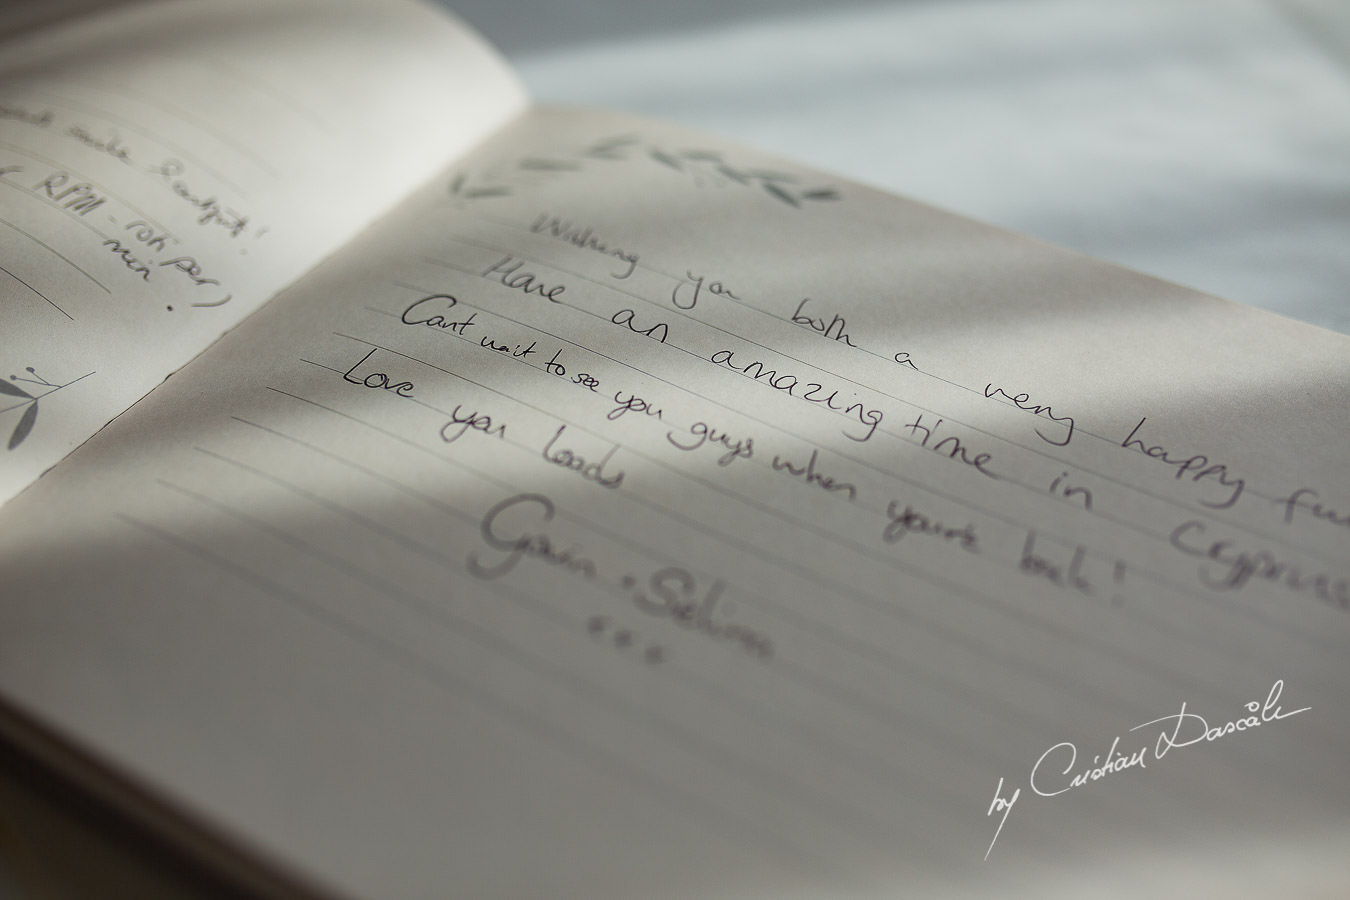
[1,107,1347,898]
[0,0,527,504]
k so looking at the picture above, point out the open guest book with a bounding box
[1,0,1347,896]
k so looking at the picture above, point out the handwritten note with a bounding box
[0,105,1346,899]
[0,0,526,503]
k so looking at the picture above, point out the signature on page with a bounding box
[983,679,1310,860]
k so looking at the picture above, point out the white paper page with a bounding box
[0,0,527,504]
[1,107,1347,898]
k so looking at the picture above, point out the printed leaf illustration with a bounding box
[763,183,801,207]
[448,174,511,201]
[489,135,839,212]
[749,169,796,183]
[584,135,638,159]
[649,150,683,170]
[518,158,580,171]
[8,402,36,450]
[716,165,750,184]
[0,380,32,399]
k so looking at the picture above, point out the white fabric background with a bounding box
[447,0,1350,336]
